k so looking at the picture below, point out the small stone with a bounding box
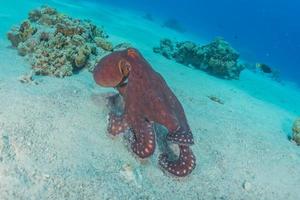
[120,163,141,188]
[208,95,224,104]
[243,181,251,191]
[120,164,134,181]
[18,71,38,85]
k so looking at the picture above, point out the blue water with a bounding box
[90,0,300,86]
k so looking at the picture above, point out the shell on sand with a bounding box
[120,163,142,188]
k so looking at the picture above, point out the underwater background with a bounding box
[93,0,300,85]
[2,0,300,85]
[0,0,300,199]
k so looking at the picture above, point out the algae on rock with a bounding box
[7,6,118,77]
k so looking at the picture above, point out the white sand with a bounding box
[0,0,300,199]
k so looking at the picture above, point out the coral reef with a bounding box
[292,118,300,145]
[153,38,174,59]
[200,38,244,79]
[153,38,244,79]
[94,37,113,51]
[7,6,117,77]
[113,43,132,51]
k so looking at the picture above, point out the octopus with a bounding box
[93,48,196,177]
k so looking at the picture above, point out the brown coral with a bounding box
[7,6,123,77]
[153,38,244,79]
[94,37,113,51]
[7,20,37,47]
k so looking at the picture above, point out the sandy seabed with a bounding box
[0,0,300,199]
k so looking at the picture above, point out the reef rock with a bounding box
[94,37,113,51]
[153,38,174,59]
[113,42,132,51]
[7,6,121,77]
[200,38,244,79]
[173,41,201,66]
[292,118,300,145]
[153,37,244,79]
[7,20,37,47]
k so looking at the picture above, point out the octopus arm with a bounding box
[149,93,180,133]
[167,127,194,145]
[150,89,194,146]
[107,113,129,136]
[159,145,196,177]
[160,82,195,145]
[130,118,156,159]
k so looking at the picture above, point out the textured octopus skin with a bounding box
[93,48,196,177]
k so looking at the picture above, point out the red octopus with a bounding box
[93,48,196,177]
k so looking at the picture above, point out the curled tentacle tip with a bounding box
[158,146,196,177]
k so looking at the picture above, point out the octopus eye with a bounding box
[118,59,131,77]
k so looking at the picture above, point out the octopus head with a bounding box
[93,49,134,87]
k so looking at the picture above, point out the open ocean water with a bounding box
[93,0,300,86]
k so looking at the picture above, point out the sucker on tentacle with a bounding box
[107,113,129,136]
[167,128,194,145]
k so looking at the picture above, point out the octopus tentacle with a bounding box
[167,128,194,145]
[159,145,196,177]
[107,113,129,136]
[131,121,156,159]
